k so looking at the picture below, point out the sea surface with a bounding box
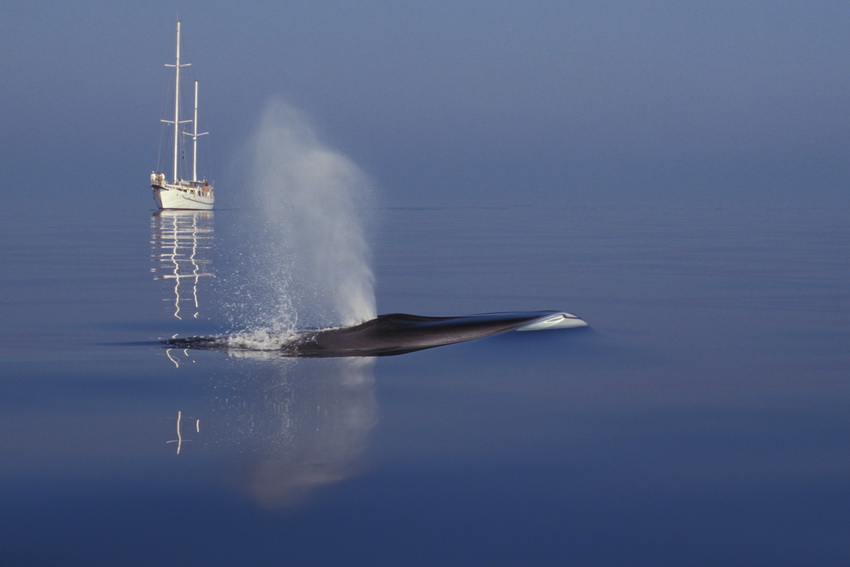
[1,202,848,566]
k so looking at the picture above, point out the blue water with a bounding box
[1,202,848,565]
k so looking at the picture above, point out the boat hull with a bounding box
[153,184,214,210]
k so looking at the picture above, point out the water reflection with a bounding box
[232,357,377,508]
[150,210,214,320]
[165,347,194,368]
[167,410,201,455]
[168,356,377,508]
[150,211,375,507]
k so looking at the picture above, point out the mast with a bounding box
[192,81,199,182]
[164,21,191,183]
[187,80,208,182]
[172,21,181,182]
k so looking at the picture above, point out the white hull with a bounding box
[153,182,214,210]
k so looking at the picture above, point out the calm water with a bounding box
[0,202,848,566]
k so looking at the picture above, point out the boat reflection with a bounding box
[167,410,201,455]
[150,210,214,320]
[164,347,194,368]
[150,211,374,507]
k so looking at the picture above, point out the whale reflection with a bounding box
[150,210,214,319]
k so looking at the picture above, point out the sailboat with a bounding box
[151,21,214,210]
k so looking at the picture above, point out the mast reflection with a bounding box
[167,410,201,455]
[150,210,214,320]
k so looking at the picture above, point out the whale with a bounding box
[164,311,587,357]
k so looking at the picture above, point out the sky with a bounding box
[2,0,850,210]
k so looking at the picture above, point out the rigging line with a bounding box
[155,73,174,173]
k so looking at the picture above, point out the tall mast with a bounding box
[172,21,181,182]
[164,20,190,183]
